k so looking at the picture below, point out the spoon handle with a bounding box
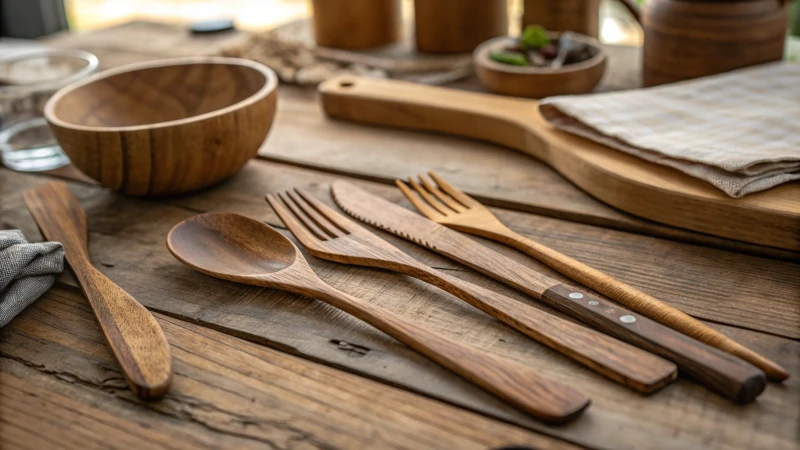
[309,281,590,423]
[23,181,172,399]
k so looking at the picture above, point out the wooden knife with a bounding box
[330,180,766,403]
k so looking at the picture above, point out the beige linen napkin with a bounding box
[539,62,800,197]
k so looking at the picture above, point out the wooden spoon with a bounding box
[166,212,591,423]
[23,181,172,399]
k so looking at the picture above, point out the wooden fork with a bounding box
[266,188,678,394]
[397,172,788,382]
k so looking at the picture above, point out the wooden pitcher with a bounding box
[523,0,788,86]
[619,0,788,86]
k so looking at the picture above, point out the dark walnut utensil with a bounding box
[331,180,769,403]
[397,172,789,382]
[23,181,172,399]
[267,188,677,394]
[166,212,590,423]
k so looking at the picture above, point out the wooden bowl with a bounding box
[44,57,278,196]
[474,34,606,98]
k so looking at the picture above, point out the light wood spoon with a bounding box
[166,212,591,423]
[23,181,172,398]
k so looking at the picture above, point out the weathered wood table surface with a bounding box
[1,21,798,450]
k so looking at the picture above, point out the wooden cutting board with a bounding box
[319,76,800,251]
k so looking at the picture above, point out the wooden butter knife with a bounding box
[330,179,767,403]
[23,181,172,399]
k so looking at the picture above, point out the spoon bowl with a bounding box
[167,213,297,280]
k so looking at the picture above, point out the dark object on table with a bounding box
[311,0,401,49]
[617,0,788,86]
[0,229,63,328]
[415,0,508,53]
[189,19,235,34]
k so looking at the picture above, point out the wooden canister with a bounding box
[311,0,401,50]
[522,0,600,38]
[640,0,788,86]
[414,0,509,53]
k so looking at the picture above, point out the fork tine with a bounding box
[278,191,332,240]
[418,174,466,213]
[407,177,451,216]
[287,189,345,238]
[295,188,360,234]
[428,171,479,207]
[266,193,326,243]
[396,180,446,221]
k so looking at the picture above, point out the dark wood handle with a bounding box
[542,284,766,403]
[315,283,590,423]
[414,267,678,394]
[504,230,789,381]
[23,181,173,399]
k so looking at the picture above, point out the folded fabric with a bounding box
[539,62,800,197]
[0,230,64,327]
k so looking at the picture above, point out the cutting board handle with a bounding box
[318,75,800,252]
[319,76,552,162]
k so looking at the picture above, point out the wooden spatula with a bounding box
[23,181,172,399]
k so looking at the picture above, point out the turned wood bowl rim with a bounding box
[474,34,606,75]
[44,56,278,133]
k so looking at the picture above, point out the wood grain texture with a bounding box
[331,179,768,403]
[3,164,799,449]
[414,0,508,53]
[318,75,800,251]
[399,171,789,381]
[0,287,578,450]
[166,212,590,423]
[523,0,601,38]
[267,187,677,394]
[44,57,278,196]
[311,0,401,49]
[21,181,172,399]
[621,0,788,86]
[474,35,607,98]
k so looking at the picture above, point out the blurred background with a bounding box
[3,0,645,45]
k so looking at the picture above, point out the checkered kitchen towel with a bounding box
[539,62,800,197]
[0,230,64,327]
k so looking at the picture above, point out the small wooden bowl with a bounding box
[474,34,606,98]
[44,57,278,196]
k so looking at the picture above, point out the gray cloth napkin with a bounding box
[539,62,800,198]
[0,230,64,327]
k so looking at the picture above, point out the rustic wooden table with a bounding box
[1,21,798,450]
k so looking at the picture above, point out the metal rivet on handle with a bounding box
[620,315,636,323]
[568,292,583,299]
[588,300,599,306]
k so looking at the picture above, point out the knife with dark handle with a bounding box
[330,180,767,403]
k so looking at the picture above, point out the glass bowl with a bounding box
[0,49,98,171]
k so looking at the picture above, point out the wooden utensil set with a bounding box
[23,177,787,424]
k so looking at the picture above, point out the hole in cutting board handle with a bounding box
[339,80,355,88]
